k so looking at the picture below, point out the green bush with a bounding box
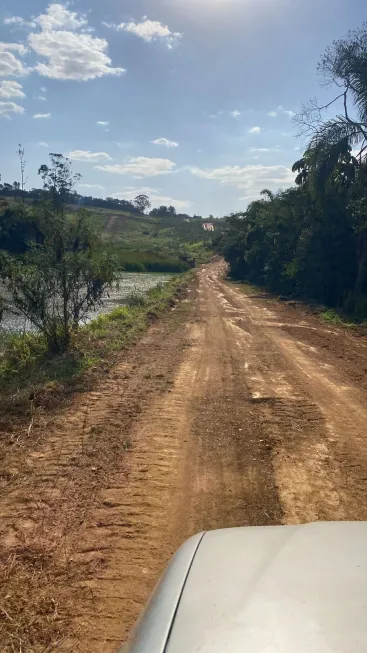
[126,291,148,307]
[0,331,46,379]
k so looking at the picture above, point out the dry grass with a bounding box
[0,414,128,651]
[1,528,77,652]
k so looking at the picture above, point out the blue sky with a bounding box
[0,0,366,216]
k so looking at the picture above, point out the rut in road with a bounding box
[2,261,367,652]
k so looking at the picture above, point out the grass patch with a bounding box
[109,248,192,273]
[321,309,343,324]
[320,309,355,327]
[0,271,194,422]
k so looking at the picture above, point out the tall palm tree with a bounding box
[295,25,367,294]
[260,189,275,202]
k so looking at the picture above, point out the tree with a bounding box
[149,205,176,218]
[260,189,275,202]
[296,24,367,157]
[38,153,81,214]
[1,155,118,354]
[295,25,367,295]
[17,144,27,214]
[134,194,151,214]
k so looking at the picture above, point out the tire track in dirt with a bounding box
[61,265,286,651]
[210,272,367,524]
[62,324,205,651]
[0,295,199,652]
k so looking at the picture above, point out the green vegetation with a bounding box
[0,149,211,418]
[321,309,345,325]
[0,271,193,420]
[90,206,216,270]
[108,248,191,273]
[1,154,118,354]
[217,25,367,319]
[1,175,217,274]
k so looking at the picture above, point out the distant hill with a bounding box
[88,207,221,271]
[0,186,221,272]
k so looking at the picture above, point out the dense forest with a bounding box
[217,25,367,318]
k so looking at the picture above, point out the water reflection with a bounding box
[0,273,174,333]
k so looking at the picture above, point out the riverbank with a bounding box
[0,271,194,428]
[0,272,176,332]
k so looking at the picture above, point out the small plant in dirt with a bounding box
[321,309,343,324]
[0,154,119,354]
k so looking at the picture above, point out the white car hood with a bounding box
[166,522,367,653]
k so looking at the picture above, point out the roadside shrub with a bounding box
[0,331,46,379]
[0,155,119,355]
[126,290,148,307]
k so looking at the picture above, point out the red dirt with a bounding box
[1,261,367,651]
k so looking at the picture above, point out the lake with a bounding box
[0,272,174,333]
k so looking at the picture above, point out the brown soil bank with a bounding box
[1,262,367,651]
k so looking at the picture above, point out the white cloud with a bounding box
[68,150,111,162]
[249,126,261,134]
[29,29,125,81]
[249,146,280,153]
[0,80,25,99]
[188,163,294,194]
[35,94,47,100]
[151,137,179,148]
[4,16,36,29]
[0,43,28,77]
[107,17,182,49]
[28,27,124,81]
[78,183,105,190]
[238,193,263,202]
[0,43,28,54]
[120,185,157,194]
[112,186,191,210]
[0,101,25,117]
[33,112,51,118]
[95,156,176,178]
[97,120,109,127]
[34,4,88,32]
[149,193,191,210]
[38,141,50,147]
[268,107,295,119]
[208,109,242,120]
[23,5,125,81]
[277,106,296,118]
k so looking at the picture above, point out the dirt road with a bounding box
[2,261,367,651]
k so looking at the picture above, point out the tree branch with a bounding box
[317,91,346,111]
